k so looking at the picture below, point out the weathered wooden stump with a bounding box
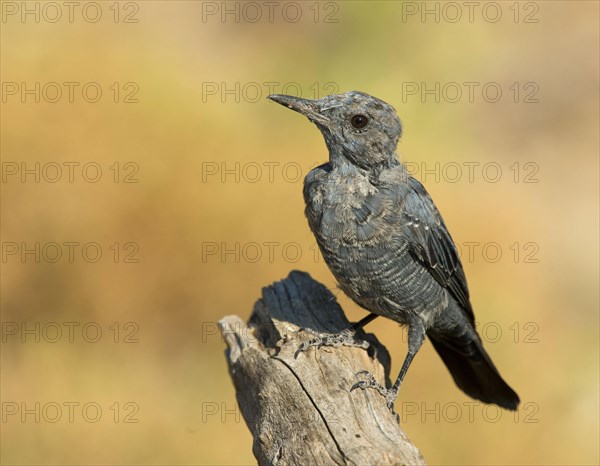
[219,270,425,466]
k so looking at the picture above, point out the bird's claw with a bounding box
[294,328,369,359]
[350,370,387,396]
[384,391,398,412]
[351,370,398,412]
[294,340,311,359]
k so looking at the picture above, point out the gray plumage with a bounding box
[268,91,519,411]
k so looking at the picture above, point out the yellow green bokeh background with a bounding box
[1,1,598,464]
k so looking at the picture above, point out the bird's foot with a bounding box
[294,328,369,359]
[351,370,398,412]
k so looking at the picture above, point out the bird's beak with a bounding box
[268,94,330,126]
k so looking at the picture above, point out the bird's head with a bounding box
[268,91,402,171]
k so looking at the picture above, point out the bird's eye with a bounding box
[350,114,369,129]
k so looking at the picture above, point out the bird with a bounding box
[268,91,520,412]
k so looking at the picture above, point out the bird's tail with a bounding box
[428,311,520,410]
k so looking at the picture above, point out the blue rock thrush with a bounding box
[268,91,519,412]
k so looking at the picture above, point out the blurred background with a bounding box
[1,1,598,464]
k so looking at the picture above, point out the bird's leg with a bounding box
[294,313,378,358]
[352,319,426,412]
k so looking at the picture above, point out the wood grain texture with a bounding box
[219,270,425,466]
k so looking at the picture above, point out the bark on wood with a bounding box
[219,270,425,466]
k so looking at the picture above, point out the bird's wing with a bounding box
[399,176,474,322]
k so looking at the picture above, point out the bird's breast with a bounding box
[303,167,448,320]
[304,169,391,243]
